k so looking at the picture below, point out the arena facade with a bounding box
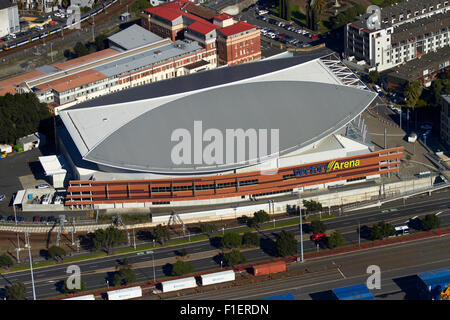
[58,52,404,209]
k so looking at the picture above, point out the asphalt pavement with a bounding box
[2,188,450,299]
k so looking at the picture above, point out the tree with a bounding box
[303,200,323,214]
[171,260,194,276]
[47,246,66,262]
[242,232,259,247]
[152,224,170,245]
[404,80,423,110]
[368,70,380,84]
[276,230,298,257]
[92,226,127,255]
[326,232,345,249]
[5,282,26,300]
[0,93,52,145]
[0,254,14,269]
[200,223,218,237]
[74,41,89,58]
[250,210,270,229]
[221,232,242,249]
[223,249,246,267]
[279,0,292,21]
[370,221,395,240]
[94,34,107,51]
[310,220,327,234]
[113,268,137,286]
[62,279,87,294]
[421,214,441,231]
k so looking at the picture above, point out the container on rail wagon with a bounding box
[253,261,286,276]
[161,277,197,293]
[63,294,95,300]
[106,286,142,300]
[200,270,235,286]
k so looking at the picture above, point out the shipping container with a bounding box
[332,284,375,300]
[261,293,295,300]
[63,294,95,300]
[253,261,286,276]
[106,286,142,300]
[417,269,450,300]
[200,270,235,286]
[161,277,197,293]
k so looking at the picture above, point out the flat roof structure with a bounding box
[332,284,376,300]
[39,155,67,176]
[107,24,164,51]
[60,53,375,175]
[52,49,120,71]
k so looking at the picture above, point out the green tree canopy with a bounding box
[48,246,66,262]
[250,210,270,229]
[276,230,298,257]
[113,268,137,286]
[368,70,380,84]
[223,249,246,267]
[0,254,14,269]
[5,282,26,300]
[310,220,327,234]
[326,232,345,249]
[152,224,170,245]
[370,221,395,240]
[303,200,323,213]
[0,93,52,145]
[199,222,218,237]
[92,226,127,255]
[421,214,441,231]
[242,232,259,247]
[171,260,194,276]
[74,41,89,58]
[221,232,242,249]
[404,80,423,109]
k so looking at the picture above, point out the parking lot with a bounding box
[239,4,325,49]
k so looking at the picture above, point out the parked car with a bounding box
[47,215,56,222]
[36,184,50,189]
[420,124,433,130]
[17,216,24,222]
[33,216,40,223]
[311,233,327,241]
[0,194,5,201]
[40,216,47,222]
[7,215,14,221]
[0,215,4,222]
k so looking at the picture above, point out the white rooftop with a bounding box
[39,155,67,176]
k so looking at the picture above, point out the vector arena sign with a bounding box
[293,159,361,177]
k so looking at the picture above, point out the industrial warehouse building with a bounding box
[57,52,404,210]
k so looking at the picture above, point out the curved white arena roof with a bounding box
[60,54,376,174]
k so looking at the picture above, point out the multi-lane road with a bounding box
[1,188,450,299]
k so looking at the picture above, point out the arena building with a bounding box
[58,52,404,210]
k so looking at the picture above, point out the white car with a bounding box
[36,184,50,189]
[0,194,5,201]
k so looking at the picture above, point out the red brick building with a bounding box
[141,0,261,66]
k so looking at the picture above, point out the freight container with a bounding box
[332,284,375,300]
[161,277,197,293]
[106,286,142,300]
[417,269,450,300]
[253,261,286,276]
[200,270,235,286]
[261,293,295,300]
[63,294,95,300]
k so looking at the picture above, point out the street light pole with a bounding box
[25,232,36,300]
[151,251,156,283]
[358,220,361,247]
[298,186,304,262]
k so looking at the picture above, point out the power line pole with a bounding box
[92,15,95,43]
[24,232,36,300]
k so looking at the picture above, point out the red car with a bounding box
[311,233,326,241]
[33,216,40,223]
[310,34,318,39]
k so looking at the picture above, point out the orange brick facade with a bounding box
[217,30,261,66]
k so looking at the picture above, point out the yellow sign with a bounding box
[326,159,361,172]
